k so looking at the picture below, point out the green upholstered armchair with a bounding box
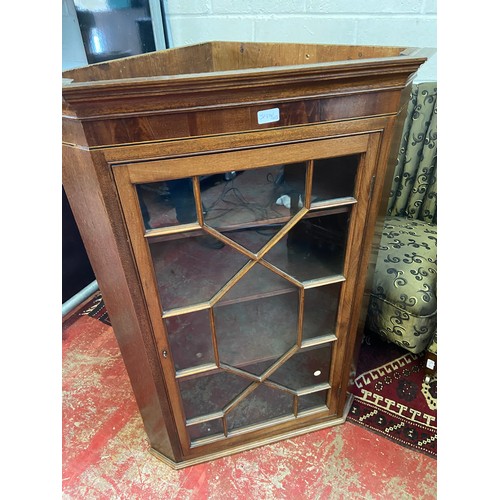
[366,82,437,379]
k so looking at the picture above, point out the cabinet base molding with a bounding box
[150,394,354,469]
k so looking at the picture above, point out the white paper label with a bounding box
[257,108,280,124]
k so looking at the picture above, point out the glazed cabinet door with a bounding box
[113,132,381,455]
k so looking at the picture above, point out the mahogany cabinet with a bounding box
[62,41,427,468]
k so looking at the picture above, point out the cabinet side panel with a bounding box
[62,144,181,461]
[348,80,415,398]
[63,116,89,147]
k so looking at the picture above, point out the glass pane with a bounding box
[165,310,214,372]
[222,226,281,254]
[201,164,305,230]
[137,179,197,230]
[149,231,249,310]
[179,370,251,421]
[226,384,293,432]
[264,211,350,282]
[302,284,342,341]
[311,156,360,206]
[269,345,332,391]
[298,390,328,413]
[214,291,299,372]
[187,419,224,442]
[74,0,157,65]
[234,358,280,378]
[218,262,297,305]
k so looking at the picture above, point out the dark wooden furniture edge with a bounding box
[62,143,182,460]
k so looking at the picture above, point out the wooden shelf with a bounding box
[144,202,355,241]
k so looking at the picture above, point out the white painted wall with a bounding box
[62,0,437,81]
[163,0,436,82]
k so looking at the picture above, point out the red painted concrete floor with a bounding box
[62,313,437,499]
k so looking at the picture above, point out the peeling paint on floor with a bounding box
[62,313,437,499]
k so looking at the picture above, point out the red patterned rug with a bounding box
[347,332,437,458]
[81,293,436,458]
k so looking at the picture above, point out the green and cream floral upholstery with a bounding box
[366,82,437,358]
[366,217,437,354]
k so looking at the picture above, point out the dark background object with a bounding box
[74,0,156,64]
[63,0,169,303]
[62,186,95,303]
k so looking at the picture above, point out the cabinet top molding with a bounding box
[62,42,430,106]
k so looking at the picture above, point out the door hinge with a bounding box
[369,175,376,200]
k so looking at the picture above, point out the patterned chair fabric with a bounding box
[366,216,437,354]
[387,82,437,224]
[366,82,437,357]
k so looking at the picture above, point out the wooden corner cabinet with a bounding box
[62,41,427,468]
